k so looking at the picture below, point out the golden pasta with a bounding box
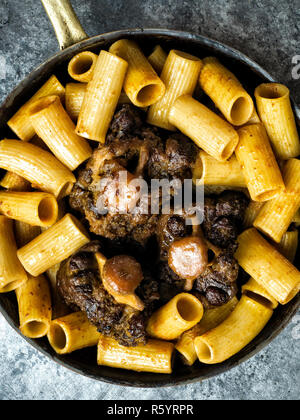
[193,150,246,188]
[7,75,65,141]
[0,216,27,293]
[48,312,100,354]
[0,191,58,227]
[242,278,279,310]
[17,214,90,277]
[243,201,264,229]
[68,51,98,83]
[147,45,168,74]
[235,228,300,305]
[16,275,52,339]
[76,50,128,142]
[199,57,254,126]
[14,221,41,248]
[276,229,299,263]
[0,140,76,199]
[194,296,273,364]
[147,293,204,340]
[0,172,31,191]
[175,297,238,366]
[169,95,239,162]
[255,83,300,159]
[109,39,165,107]
[98,336,174,374]
[147,50,203,130]
[65,83,86,120]
[254,159,300,242]
[236,124,285,202]
[29,95,92,171]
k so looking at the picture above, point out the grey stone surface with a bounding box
[0,0,299,400]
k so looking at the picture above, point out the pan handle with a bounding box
[41,0,88,50]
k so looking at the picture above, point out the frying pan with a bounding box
[0,0,299,388]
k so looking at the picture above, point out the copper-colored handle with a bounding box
[41,0,88,50]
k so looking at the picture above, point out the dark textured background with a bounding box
[0,0,299,400]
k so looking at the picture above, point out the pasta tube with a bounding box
[247,107,261,124]
[0,172,31,191]
[293,208,300,227]
[0,140,76,199]
[194,296,273,364]
[29,96,92,171]
[147,50,203,130]
[0,191,58,227]
[16,275,52,339]
[147,293,204,340]
[169,95,239,161]
[236,124,284,202]
[255,83,300,159]
[147,45,168,74]
[109,39,165,107]
[65,83,86,120]
[277,229,299,263]
[235,228,300,305]
[193,151,246,187]
[98,336,174,374]
[76,50,128,143]
[0,216,27,293]
[243,201,264,229]
[175,297,238,366]
[15,221,41,247]
[7,75,65,141]
[46,263,70,320]
[254,159,300,242]
[242,278,279,310]
[48,312,100,354]
[17,214,90,277]
[199,57,254,126]
[68,51,98,83]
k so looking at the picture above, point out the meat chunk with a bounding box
[155,262,185,304]
[57,241,159,347]
[202,191,249,251]
[156,214,190,260]
[148,133,198,181]
[193,252,239,306]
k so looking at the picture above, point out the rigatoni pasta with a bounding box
[76,50,128,142]
[65,83,86,120]
[17,214,90,277]
[0,216,27,293]
[0,172,31,191]
[16,275,52,339]
[48,312,100,354]
[0,140,76,199]
[29,95,92,170]
[194,296,273,364]
[14,221,41,248]
[199,57,254,126]
[147,50,203,130]
[254,159,300,242]
[0,191,58,227]
[243,201,264,229]
[109,39,165,107]
[175,297,238,366]
[147,293,204,340]
[235,228,300,305]
[7,75,65,141]
[98,336,174,374]
[68,51,98,83]
[235,123,285,202]
[169,95,239,161]
[193,151,246,188]
[277,229,299,263]
[255,83,300,159]
[147,45,168,74]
